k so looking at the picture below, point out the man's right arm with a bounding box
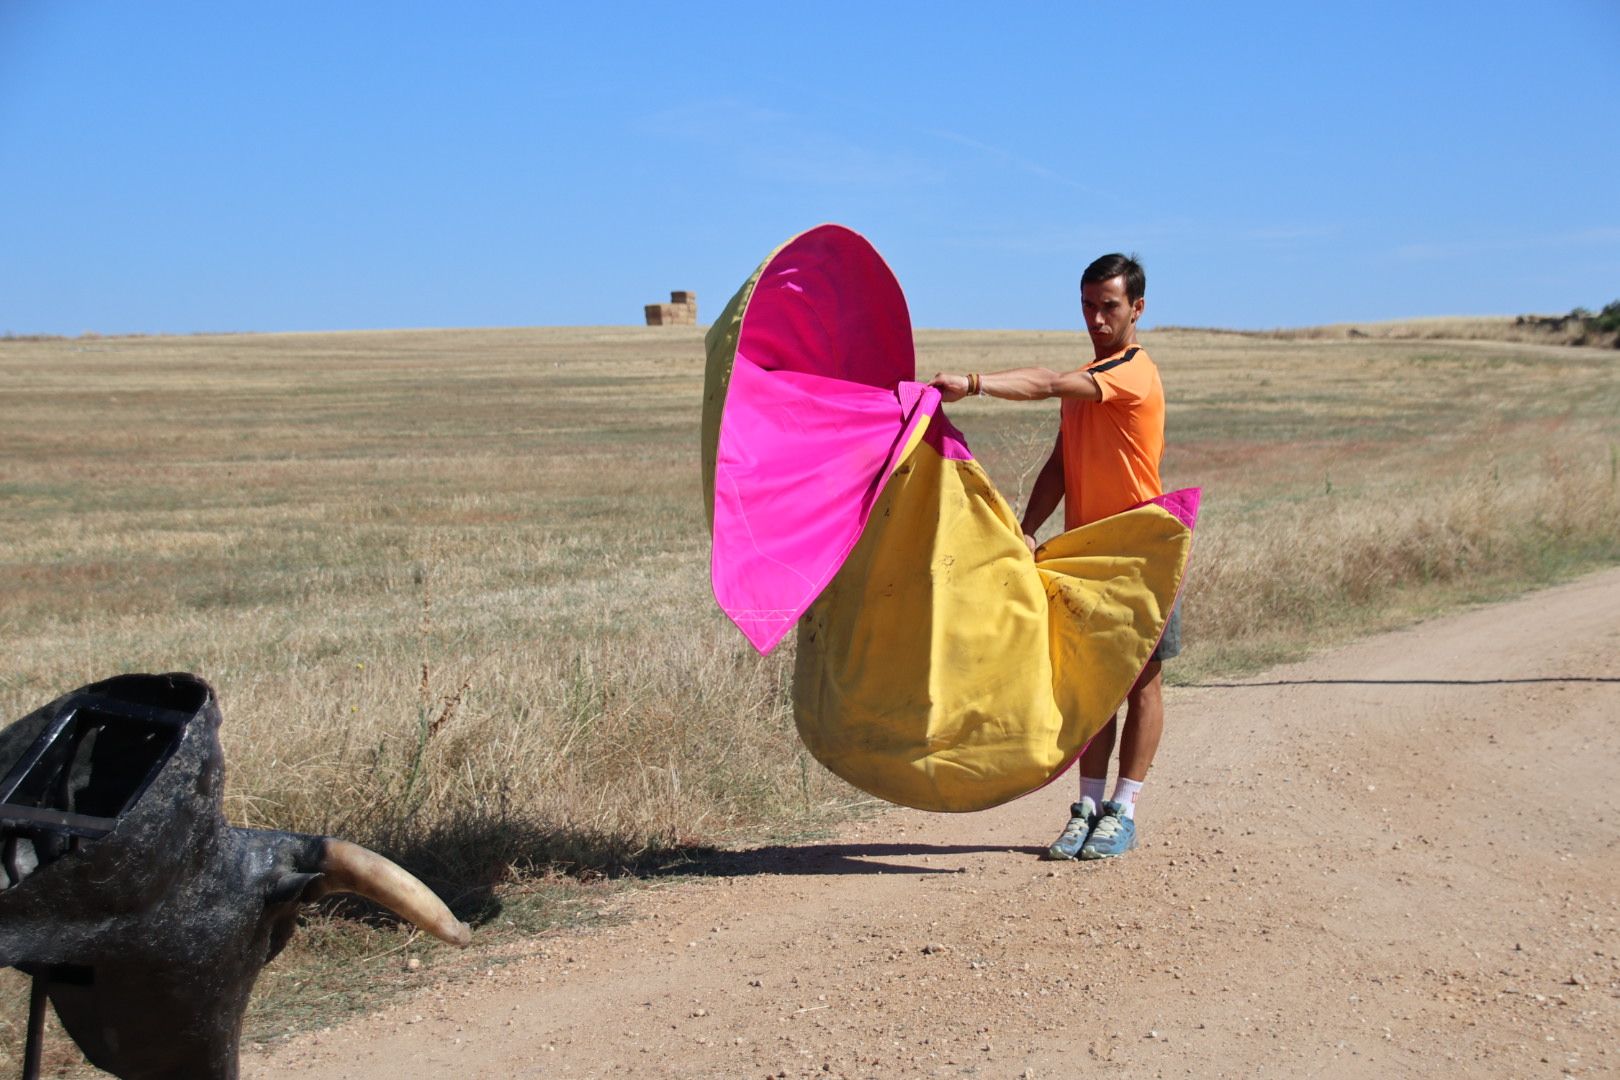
[929,368,1101,403]
[1019,434,1065,553]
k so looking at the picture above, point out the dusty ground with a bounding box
[248,569,1620,1079]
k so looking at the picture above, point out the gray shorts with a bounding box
[1151,601,1183,662]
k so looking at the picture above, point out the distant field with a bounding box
[1235,313,1618,348]
[3,323,1617,1061]
[3,324,1618,854]
[5,324,1619,847]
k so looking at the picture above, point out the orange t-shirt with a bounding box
[1059,344,1165,528]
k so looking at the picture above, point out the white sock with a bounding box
[1080,775,1107,810]
[1111,777,1144,819]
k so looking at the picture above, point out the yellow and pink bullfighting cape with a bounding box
[703,224,1198,813]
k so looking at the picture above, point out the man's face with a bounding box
[1080,276,1144,356]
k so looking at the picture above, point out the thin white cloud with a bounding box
[638,100,792,142]
[637,98,942,189]
[923,126,1116,200]
[937,218,1223,256]
[1247,224,1344,244]
[1394,227,1620,261]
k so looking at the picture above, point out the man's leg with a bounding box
[1079,714,1117,778]
[1117,661,1164,782]
[1078,662,1162,860]
[1078,713,1116,806]
[1121,599,1180,789]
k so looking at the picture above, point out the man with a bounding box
[929,252,1175,862]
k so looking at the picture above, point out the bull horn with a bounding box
[310,839,472,947]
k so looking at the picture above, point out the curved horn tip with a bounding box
[319,838,473,947]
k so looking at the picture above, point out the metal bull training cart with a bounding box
[2,677,197,1079]
[0,673,470,1080]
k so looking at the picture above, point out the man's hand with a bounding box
[928,372,969,403]
[1023,532,1038,556]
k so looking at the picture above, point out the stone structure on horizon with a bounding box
[645,290,698,326]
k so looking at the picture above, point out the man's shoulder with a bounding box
[1085,343,1155,374]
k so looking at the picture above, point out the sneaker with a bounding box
[1043,797,1098,860]
[1079,800,1136,860]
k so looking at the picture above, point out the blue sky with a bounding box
[3,1,1616,335]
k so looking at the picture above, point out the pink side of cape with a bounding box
[1145,487,1201,531]
[711,225,958,655]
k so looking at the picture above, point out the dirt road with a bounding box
[250,569,1620,1079]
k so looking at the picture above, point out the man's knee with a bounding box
[1131,660,1162,697]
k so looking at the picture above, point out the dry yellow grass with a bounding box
[3,326,1616,865]
[1,328,853,877]
[2,323,1618,1065]
[1225,313,1617,348]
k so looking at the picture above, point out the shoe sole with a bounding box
[1079,837,1136,861]
[1078,847,1132,861]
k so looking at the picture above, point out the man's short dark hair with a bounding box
[1082,253,1145,303]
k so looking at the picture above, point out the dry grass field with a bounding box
[1227,312,1619,349]
[2,324,1617,1064]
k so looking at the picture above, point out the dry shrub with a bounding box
[1183,450,1620,671]
[220,625,848,893]
[1236,315,1617,348]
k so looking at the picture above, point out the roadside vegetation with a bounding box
[3,322,1617,1065]
[1239,301,1620,348]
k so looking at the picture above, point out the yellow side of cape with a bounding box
[794,438,1192,813]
